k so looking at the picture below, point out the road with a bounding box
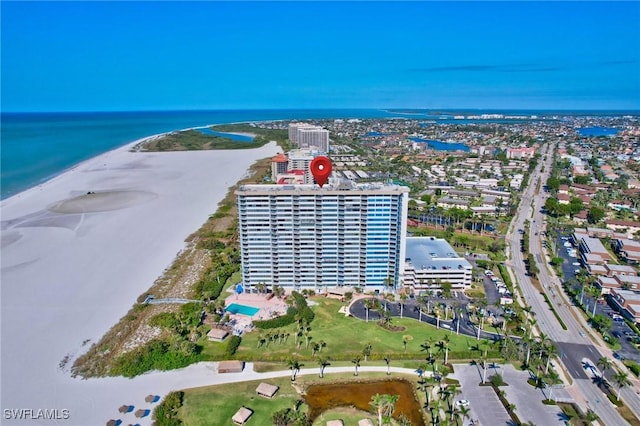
[504,142,640,425]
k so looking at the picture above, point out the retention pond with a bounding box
[304,378,425,425]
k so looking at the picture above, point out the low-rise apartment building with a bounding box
[614,238,640,264]
[579,236,612,265]
[403,237,472,292]
[610,288,640,322]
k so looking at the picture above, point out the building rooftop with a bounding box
[606,263,638,274]
[611,288,640,304]
[405,237,472,271]
[237,181,409,195]
[581,236,610,255]
[271,153,288,162]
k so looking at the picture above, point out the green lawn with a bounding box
[202,297,493,365]
[178,376,301,426]
[178,372,423,426]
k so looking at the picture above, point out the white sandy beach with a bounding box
[0,137,280,425]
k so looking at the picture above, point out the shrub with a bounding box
[491,374,505,387]
[254,291,314,329]
[149,312,180,329]
[153,391,184,426]
[111,339,200,378]
[497,264,513,289]
[607,394,623,406]
[624,360,640,377]
[226,335,242,357]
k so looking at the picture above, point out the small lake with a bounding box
[195,127,254,142]
[576,127,619,137]
[304,379,425,425]
[409,137,469,152]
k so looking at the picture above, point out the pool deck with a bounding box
[224,293,288,333]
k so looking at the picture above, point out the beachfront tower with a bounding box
[271,152,289,181]
[236,181,409,292]
[288,123,330,152]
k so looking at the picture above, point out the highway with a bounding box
[505,142,640,425]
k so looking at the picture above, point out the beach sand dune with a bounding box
[0,138,280,425]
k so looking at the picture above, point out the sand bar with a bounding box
[0,136,280,425]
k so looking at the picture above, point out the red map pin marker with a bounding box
[310,156,332,188]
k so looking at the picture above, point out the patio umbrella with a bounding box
[118,405,130,414]
[106,420,122,426]
[145,394,159,403]
[134,409,150,418]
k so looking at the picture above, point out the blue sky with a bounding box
[2,1,639,111]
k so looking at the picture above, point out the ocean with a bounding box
[0,109,397,200]
[2,109,635,199]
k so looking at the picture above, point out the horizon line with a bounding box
[3,107,640,115]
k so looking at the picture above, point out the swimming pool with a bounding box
[225,303,260,316]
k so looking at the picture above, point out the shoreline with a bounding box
[0,131,280,424]
[1,122,260,203]
[1,133,165,205]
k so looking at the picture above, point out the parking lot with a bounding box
[551,233,640,363]
[451,363,512,426]
[451,363,566,426]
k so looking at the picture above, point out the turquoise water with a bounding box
[0,109,397,199]
[195,127,254,141]
[226,303,260,316]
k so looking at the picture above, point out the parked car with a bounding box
[455,399,470,407]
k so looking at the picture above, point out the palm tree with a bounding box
[421,337,434,359]
[480,356,489,384]
[257,335,266,348]
[402,335,412,352]
[382,394,399,423]
[459,405,471,425]
[352,356,361,376]
[439,335,451,365]
[613,371,631,401]
[383,276,396,294]
[544,342,559,374]
[397,414,411,426]
[370,393,385,426]
[597,356,613,379]
[537,332,550,360]
[287,358,303,381]
[383,355,392,375]
[399,293,407,318]
[363,343,373,362]
[364,298,374,322]
[585,409,599,422]
[417,378,429,405]
[476,311,485,340]
[312,342,320,356]
[522,332,537,367]
[317,357,330,379]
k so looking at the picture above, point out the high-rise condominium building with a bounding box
[288,123,330,152]
[236,182,409,292]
